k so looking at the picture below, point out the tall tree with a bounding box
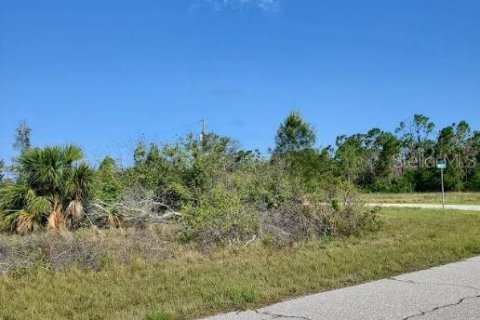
[274,110,316,154]
[466,132,480,190]
[436,125,455,156]
[396,114,436,152]
[13,121,31,154]
[395,114,436,189]
[133,140,147,165]
[371,131,401,180]
[437,121,473,191]
[335,134,369,184]
[94,156,123,202]
[0,159,4,183]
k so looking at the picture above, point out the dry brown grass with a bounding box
[0,208,479,320]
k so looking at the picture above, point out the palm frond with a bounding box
[15,210,40,234]
[47,209,66,229]
[0,209,40,234]
[20,147,64,192]
[0,183,29,209]
[27,194,52,216]
[0,210,17,231]
[66,199,84,221]
[62,144,83,164]
[68,162,95,201]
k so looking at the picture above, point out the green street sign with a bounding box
[437,159,447,169]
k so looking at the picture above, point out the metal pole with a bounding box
[441,168,445,211]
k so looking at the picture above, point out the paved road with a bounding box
[200,256,480,320]
[367,203,480,211]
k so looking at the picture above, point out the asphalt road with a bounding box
[200,256,480,320]
[366,203,480,211]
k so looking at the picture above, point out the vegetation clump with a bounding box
[0,145,94,233]
[1,110,479,250]
[0,112,378,251]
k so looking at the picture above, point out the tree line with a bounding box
[275,111,480,193]
[333,114,480,192]
[0,111,478,236]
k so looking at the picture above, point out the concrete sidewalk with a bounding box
[200,256,480,320]
[367,203,480,211]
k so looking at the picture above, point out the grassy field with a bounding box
[1,208,480,320]
[361,192,480,205]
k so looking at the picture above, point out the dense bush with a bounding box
[0,127,378,253]
[4,110,478,244]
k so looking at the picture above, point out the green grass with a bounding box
[361,192,480,205]
[1,208,480,320]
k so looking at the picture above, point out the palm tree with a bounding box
[0,183,50,233]
[0,145,94,232]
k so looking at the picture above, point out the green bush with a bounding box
[0,129,378,246]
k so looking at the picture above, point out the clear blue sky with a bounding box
[1,0,479,164]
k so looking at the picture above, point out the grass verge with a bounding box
[361,192,480,205]
[1,208,480,320]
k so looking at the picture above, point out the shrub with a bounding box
[0,131,378,251]
[0,145,95,232]
[180,158,378,246]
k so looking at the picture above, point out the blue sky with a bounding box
[1,0,479,164]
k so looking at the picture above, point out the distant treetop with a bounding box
[274,110,316,154]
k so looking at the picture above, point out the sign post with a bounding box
[437,159,447,210]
